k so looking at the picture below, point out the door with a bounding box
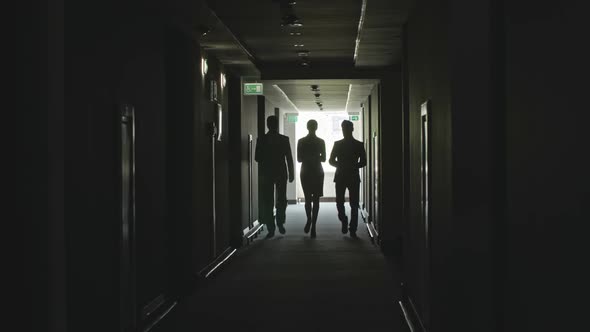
[248,134,254,228]
[420,100,431,328]
[119,104,136,332]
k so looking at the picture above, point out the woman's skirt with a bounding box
[300,170,324,197]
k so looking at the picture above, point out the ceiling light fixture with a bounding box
[289,32,302,36]
[281,14,303,27]
[353,0,368,64]
[297,51,310,56]
[310,85,319,91]
[314,93,321,98]
[344,84,352,112]
[198,25,212,37]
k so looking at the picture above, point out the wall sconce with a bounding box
[201,58,208,77]
[220,73,226,89]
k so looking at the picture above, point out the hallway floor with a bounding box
[166,203,403,332]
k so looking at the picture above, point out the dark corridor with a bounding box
[36,0,589,331]
[160,204,402,332]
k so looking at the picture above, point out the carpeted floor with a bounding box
[166,203,404,332]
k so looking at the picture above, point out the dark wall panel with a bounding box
[228,73,245,246]
[118,28,170,311]
[165,26,199,293]
[242,89,260,227]
[378,72,403,258]
[503,1,587,329]
[406,0,452,328]
[370,86,380,229]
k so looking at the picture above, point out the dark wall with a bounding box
[405,0,452,329]
[370,86,381,229]
[64,0,255,329]
[48,0,65,330]
[165,25,198,294]
[406,0,499,329]
[378,72,403,258]
[23,0,64,331]
[66,4,176,328]
[448,0,497,329]
[404,0,588,330]
[362,97,372,212]
[242,87,260,226]
[229,76,261,242]
[503,1,587,330]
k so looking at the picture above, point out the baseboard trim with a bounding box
[399,300,416,332]
[142,300,177,332]
[408,297,427,332]
[360,208,369,220]
[243,220,264,239]
[197,247,238,279]
[365,221,378,243]
[141,293,167,321]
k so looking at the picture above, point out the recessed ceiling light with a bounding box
[198,25,212,37]
[297,51,309,57]
[294,44,305,47]
[290,32,302,36]
[301,61,309,66]
[281,14,303,27]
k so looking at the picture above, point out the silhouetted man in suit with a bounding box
[255,115,294,238]
[329,120,367,238]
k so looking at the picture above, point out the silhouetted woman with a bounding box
[297,120,326,238]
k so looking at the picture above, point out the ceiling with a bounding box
[262,79,377,113]
[203,0,413,113]
[207,0,414,68]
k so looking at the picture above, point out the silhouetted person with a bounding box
[329,120,367,238]
[255,115,295,238]
[297,119,326,238]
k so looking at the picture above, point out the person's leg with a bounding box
[304,192,312,221]
[260,176,275,236]
[275,178,287,233]
[335,181,348,234]
[348,181,360,236]
[303,191,312,233]
[310,194,320,238]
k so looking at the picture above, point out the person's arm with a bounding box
[297,139,303,163]
[286,138,295,182]
[320,140,326,163]
[357,143,367,168]
[329,142,338,167]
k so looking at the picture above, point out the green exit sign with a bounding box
[350,115,359,121]
[244,83,263,95]
[287,114,298,123]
